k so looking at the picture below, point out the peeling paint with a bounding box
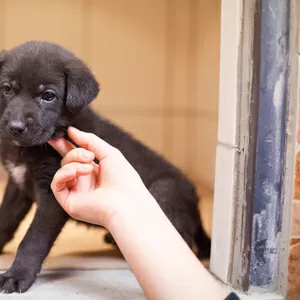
[249,0,289,290]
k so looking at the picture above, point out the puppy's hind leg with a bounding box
[194,215,211,258]
[148,177,211,257]
[103,177,211,258]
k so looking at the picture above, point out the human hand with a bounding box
[48,127,148,228]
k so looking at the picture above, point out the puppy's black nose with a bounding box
[8,121,27,135]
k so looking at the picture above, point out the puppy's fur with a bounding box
[0,41,210,293]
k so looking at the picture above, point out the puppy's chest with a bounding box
[4,161,27,186]
[0,143,60,190]
[2,152,29,189]
[0,144,25,186]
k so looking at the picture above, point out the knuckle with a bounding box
[61,153,73,166]
[69,148,80,158]
[79,148,89,158]
[70,149,82,161]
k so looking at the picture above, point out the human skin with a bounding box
[49,127,229,300]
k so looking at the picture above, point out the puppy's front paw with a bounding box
[0,268,36,294]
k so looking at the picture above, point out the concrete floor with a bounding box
[3,270,145,300]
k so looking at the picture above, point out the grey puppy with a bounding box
[0,41,210,293]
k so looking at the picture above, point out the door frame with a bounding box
[210,0,299,297]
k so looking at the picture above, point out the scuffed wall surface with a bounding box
[249,0,290,291]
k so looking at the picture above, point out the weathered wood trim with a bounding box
[210,0,243,283]
[229,0,261,291]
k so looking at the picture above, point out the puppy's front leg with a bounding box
[0,177,33,252]
[0,191,68,294]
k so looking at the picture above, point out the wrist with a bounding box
[105,189,161,234]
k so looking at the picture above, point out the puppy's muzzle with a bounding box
[8,120,28,136]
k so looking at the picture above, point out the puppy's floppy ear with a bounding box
[0,51,7,70]
[65,59,99,113]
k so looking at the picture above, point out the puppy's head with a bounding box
[0,41,99,146]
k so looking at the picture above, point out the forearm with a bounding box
[107,193,229,300]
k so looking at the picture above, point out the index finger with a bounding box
[48,137,76,157]
[67,127,120,161]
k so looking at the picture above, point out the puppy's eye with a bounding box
[2,84,12,95]
[41,91,56,102]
